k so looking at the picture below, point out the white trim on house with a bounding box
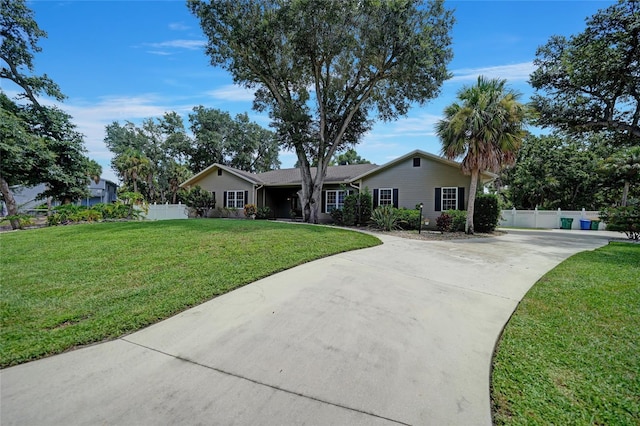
[378,188,393,206]
[441,187,458,210]
[324,189,351,213]
[226,190,245,209]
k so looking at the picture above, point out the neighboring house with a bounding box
[180,150,496,224]
[80,179,119,207]
[8,179,119,213]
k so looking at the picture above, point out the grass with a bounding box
[0,219,380,367]
[491,242,640,425]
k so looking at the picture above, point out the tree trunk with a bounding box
[466,169,480,234]
[309,181,323,224]
[622,180,629,206]
[0,174,20,230]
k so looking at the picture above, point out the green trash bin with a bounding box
[590,220,600,230]
[560,217,573,229]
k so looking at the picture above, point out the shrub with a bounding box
[395,208,421,230]
[183,186,214,218]
[330,208,344,225]
[359,187,373,225]
[92,202,130,220]
[342,194,358,226]
[436,210,466,232]
[600,201,640,240]
[446,209,467,232]
[473,193,501,232]
[0,214,34,229]
[370,205,399,231]
[244,204,257,218]
[256,206,272,220]
[436,213,452,232]
[209,207,231,218]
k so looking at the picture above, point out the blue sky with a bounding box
[4,0,615,182]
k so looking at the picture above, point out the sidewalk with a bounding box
[1,229,619,425]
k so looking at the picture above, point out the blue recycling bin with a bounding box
[580,219,591,230]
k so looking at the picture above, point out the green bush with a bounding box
[600,201,640,240]
[447,209,466,232]
[436,210,466,232]
[358,188,373,225]
[395,208,421,230]
[0,214,34,229]
[329,188,373,227]
[92,202,131,220]
[370,205,399,231]
[342,194,358,226]
[183,186,215,217]
[256,206,272,219]
[330,208,344,225]
[473,193,501,232]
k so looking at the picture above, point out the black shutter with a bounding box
[393,188,399,208]
[322,191,326,213]
[435,188,441,211]
[373,189,379,207]
[244,190,249,207]
[458,187,465,210]
[212,192,216,208]
[223,191,227,208]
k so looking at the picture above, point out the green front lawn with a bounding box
[492,242,640,425]
[0,219,380,367]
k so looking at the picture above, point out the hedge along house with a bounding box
[179,150,497,224]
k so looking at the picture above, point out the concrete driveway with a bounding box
[1,229,621,425]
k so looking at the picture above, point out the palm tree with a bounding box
[167,161,192,204]
[113,149,151,194]
[436,76,527,234]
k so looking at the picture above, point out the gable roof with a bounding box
[180,163,262,188]
[180,162,378,188]
[351,149,498,181]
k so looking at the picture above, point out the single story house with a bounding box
[179,150,496,225]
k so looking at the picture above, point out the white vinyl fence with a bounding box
[143,203,189,220]
[499,208,605,230]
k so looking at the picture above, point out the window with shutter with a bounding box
[441,187,458,210]
[379,188,393,206]
[225,190,245,208]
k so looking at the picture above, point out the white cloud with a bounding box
[143,39,205,50]
[207,84,256,102]
[449,62,535,83]
[147,50,173,56]
[168,22,190,31]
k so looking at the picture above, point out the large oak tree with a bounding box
[1,0,100,229]
[530,0,640,142]
[189,0,454,223]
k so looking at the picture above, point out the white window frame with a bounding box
[325,189,350,213]
[378,188,393,206]
[226,190,245,209]
[442,187,458,210]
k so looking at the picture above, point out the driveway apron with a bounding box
[1,229,617,425]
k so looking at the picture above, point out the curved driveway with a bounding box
[1,229,620,425]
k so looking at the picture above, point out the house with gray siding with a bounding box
[180,150,496,225]
[4,179,119,214]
